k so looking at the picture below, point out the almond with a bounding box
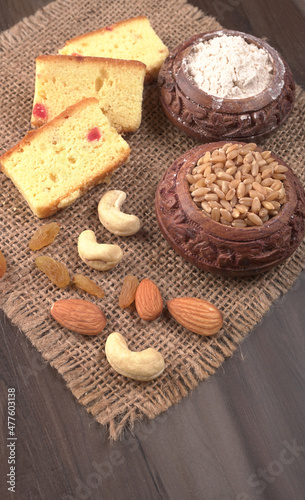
[51,298,107,335]
[167,297,223,336]
[135,278,163,321]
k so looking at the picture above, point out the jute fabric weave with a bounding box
[1,0,305,439]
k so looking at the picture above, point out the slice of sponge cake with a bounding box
[58,16,169,83]
[1,98,130,218]
[31,55,146,132]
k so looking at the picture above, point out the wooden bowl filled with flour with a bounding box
[157,30,295,142]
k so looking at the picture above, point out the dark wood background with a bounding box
[1,1,305,499]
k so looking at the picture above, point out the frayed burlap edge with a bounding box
[0,0,209,47]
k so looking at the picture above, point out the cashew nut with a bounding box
[105,332,165,381]
[98,190,141,236]
[78,230,123,271]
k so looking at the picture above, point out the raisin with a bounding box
[35,256,70,288]
[0,250,7,278]
[73,274,105,299]
[29,222,60,251]
[119,274,139,308]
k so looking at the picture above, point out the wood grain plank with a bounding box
[0,0,50,31]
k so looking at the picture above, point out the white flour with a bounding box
[185,35,274,99]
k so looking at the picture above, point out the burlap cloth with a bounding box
[1,0,305,440]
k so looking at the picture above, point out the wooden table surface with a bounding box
[1,1,305,499]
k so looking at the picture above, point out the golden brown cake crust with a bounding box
[32,169,119,219]
[58,15,168,83]
[31,57,146,130]
[35,54,147,71]
[1,98,100,166]
[60,15,149,46]
[1,98,131,218]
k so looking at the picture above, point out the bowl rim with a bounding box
[175,141,295,243]
[173,29,286,113]
[155,141,304,276]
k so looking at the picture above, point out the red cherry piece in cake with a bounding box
[33,103,48,120]
[71,53,84,59]
[87,127,102,142]
[106,25,113,31]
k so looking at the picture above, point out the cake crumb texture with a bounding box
[0,98,131,218]
[58,16,169,82]
[31,55,146,132]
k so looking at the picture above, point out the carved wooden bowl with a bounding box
[157,30,296,142]
[155,142,305,277]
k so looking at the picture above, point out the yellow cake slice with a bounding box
[31,55,146,132]
[0,98,130,218]
[58,16,169,83]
